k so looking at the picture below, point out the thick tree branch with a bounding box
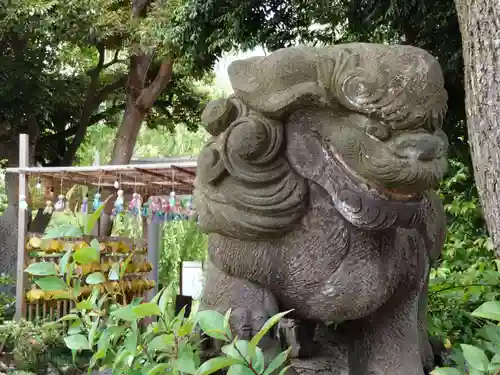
[135,56,173,110]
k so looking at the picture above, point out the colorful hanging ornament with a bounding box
[93,192,102,211]
[114,189,124,214]
[141,199,149,217]
[114,180,120,189]
[35,177,42,190]
[19,195,28,210]
[93,176,102,211]
[168,191,176,212]
[151,197,161,215]
[44,200,53,214]
[55,194,65,212]
[129,193,140,216]
[161,198,169,215]
[81,194,88,214]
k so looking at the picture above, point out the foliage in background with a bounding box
[428,160,493,344]
[0,320,71,374]
[112,214,207,293]
[76,122,209,166]
[0,273,15,322]
[428,159,500,372]
[160,219,207,292]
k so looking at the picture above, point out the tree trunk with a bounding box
[455,0,500,255]
[110,99,147,165]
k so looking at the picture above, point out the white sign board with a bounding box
[181,261,204,299]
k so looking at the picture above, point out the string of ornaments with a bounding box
[20,174,195,221]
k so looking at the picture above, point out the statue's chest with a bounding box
[274,224,428,321]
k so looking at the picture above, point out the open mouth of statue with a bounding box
[326,145,423,202]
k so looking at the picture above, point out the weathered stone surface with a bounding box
[194,43,448,375]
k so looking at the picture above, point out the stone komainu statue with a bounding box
[194,43,448,375]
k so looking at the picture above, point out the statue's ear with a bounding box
[196,143,226,185]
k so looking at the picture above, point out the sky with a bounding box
[212,47,266,94]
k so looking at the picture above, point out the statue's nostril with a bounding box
[392,134,444,161]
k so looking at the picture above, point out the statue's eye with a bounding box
[366,123,390,141]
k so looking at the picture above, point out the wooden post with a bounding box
[146,218,161,300]
[15,134,29,321]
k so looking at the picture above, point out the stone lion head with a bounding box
[194,43,448,239]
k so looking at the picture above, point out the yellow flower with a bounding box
[444,338,452,349]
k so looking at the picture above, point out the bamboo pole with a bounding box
[5,161,197,175]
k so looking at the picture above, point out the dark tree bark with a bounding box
[455,0,500,255]
[110,55,173,165]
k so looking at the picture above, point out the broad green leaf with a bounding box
[132,302,161,318]
[248,310,292,357]
[59,249,72,275]
[222,340,250,360]
[227,364,255,375]
[489,353,500,373]
[430,369,463,375]
[460,344,488,372]
[76,298,92,310]
[58,313,80,322]
[148,333,175,352]
[193,357,242,375]
[86,272,105,285]
[108,262,120,281]
[111,306,137,322]
[263,347,292,375]
[25,262,57,276]
[88,318,100,347]
[35,276,68,291]
[472,301,500,321]
[90,239,100,251]
[177,321,196,337]
[198,310,230,341]
[159,283,175,315]
[113,348,134,371]
[73,279,81,299]
[64,334,90,350]
[44,224,83,239]
[124,330,138,356]
[222,340,265,373]
[68,320,82,335]
[478,324,500,345]
[73,247,99,265]
[173,348,198,374]
[146,364,170,375]
[120,252,134,279]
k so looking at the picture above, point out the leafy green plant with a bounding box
[0,319,67,374]
[429,160,498,348]
[432,301,500,375]
[27,236,292,375]
[0,273,15,322]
